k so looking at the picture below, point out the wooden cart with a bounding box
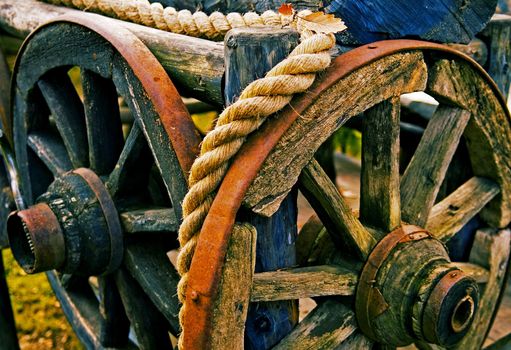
[0,1,510,349]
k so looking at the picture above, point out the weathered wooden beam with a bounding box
[329,0,498,44]
[0,0,224,105]
[251,265,358,302]
[210,223,256,349]
[426,177,500,243]
[120,208,178,233]
[478,14,511,103]
[224,27,300,349]
[400,106,471,227]
[272,299,360,350]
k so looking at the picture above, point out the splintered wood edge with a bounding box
[244,51,427,217]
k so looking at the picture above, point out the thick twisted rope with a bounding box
[41,0,337,344]
[43,0,293,39]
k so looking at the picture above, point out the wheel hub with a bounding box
[7,168,123,276]
[355,225,479,347]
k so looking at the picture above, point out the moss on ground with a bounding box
[3,249,83,349]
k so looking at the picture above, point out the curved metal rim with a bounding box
[10,12,201,176]
[183,39,511,348]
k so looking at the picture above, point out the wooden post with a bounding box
[224,27,300,349]
[479,14,511,105]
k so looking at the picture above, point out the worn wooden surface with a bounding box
[251,265,357,302]
[98,276,130,347]
[0,0,225,105]
[223,28,300,349]
[360,97,401,233]
[273,299,358,350]
[426,177,500,242]
[328,0,497,44]
[453,229,511,349]
[120,208,178,233]
[245,51,427,216]
[299,159,377,259]
[210,224,256,350]
[401,106,471,226]
[497,1,511,14]
[427,59,511,228]
[479,14,511,103]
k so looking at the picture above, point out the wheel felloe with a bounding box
[7,168,123,276]
[355,225,479,347]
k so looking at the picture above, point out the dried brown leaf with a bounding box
[301,12,347,34]
[278,3,295,16]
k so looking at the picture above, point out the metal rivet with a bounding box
[190,290,199,301]
[368,45,377,49]
[450,272,458,278]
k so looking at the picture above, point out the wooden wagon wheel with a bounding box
[5,15,201,349]
[183,41,511,349]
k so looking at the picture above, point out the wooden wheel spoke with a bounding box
[273,299,363,349]
[426,177,500,242]
[251,265,358,302]
[81,69,124,175]
[113,267,173,349]
[37,71,88,168]
[401,105,471,226]
[120,207,178,234]
[360,97,401,232]
[98,275,130,348]
[106,124,153,198]
[27,131,72,176]
[299,159,377,259]
[123,240,180,334]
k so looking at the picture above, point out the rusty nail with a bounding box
[190,290,199,301]
[450,272,458,278]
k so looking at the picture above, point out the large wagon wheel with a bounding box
[6,15,201,349]
[183,41,511,349]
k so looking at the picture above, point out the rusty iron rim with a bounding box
[354,225,431,341]
[11,13,201,177]
[182,40,511,348]
[72,168,123,275]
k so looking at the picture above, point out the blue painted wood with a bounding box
[328,0,498,44]
[498,0,510,13]
[224,28,300,349]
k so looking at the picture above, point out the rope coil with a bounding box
[40,0,338,347]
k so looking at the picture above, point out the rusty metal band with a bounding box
[354,225,431,340]
[183,40,511,349]
[11,13,201,176]
[422,268,470,343]
[72,168,123,274]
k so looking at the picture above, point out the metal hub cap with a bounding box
[7,168,123,276]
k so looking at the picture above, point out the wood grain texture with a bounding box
[27,131,72,176]
[479,14,511,102]
[327,0,497,44]
[210,223,256,350]
[98,276,130,347]
[224,28,300,349]
[272,299,357,350]
[251,265,357,302]
[296,215,324,266]
[120,208,178,233]
[426,177,500,242]
[245,51,427,217]
[360,97,401,232]
[400,105,471,227]
[427,59,511,227]
[299,159,377,259]
[452,228,511,350]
